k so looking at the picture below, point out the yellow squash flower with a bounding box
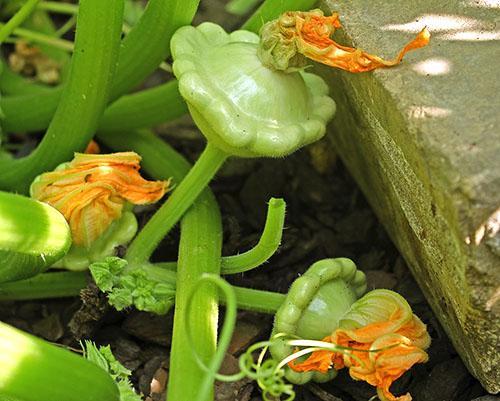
[31,152,168,248]
[289,289,431,401]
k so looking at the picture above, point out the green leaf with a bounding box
[90,257,176,314]
[83,341,141,401]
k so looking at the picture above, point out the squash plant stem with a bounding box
[125,142,228,264]
[0,269,285,314]
[103,129,224,401]
[2,79,187,133]
[0,0,199,132]
[101,130,285,399]
[0,0,200,192]
[154,196,285,275]
[0,0,125,193]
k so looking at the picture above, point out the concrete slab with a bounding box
[319,0,500,392]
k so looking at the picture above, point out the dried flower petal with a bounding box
[31,152,168,247]
[259,9,430,73]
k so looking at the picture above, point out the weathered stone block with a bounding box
[319,0,500,392]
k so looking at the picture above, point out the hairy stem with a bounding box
[143,265,285,314]
[221,197,285,274]
[153,196,285,275]
[98,81,187,133]
[169,189,222,401]
[185,275,237,401]
[125,142,228,264]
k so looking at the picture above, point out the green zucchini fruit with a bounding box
[0,191,71,283]
[0,321,119,401]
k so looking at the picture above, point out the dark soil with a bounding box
[0,1,494,400]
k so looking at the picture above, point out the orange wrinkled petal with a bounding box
[337,321,429,401]
[295,12,430,72]
[288,349,335,373]
[31,152,168,247]
[288,350,335,373]
[288,307,430,401]
[288,336,336,373]
[368,334,428,401]
[335,306,409,344]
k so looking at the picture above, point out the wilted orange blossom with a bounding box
[31,152,168,247]
[260,10,430,73]
[290,302,430,401]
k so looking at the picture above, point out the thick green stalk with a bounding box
[232,284,284,313]
[101,129,223,401]
[221,197,285,274]
[110,0,199,98]
[0,0,41,45]
[185,275,237,401]
[2,80,183,133]
[0,272,87,300]
[143,265,285,314]
[2,80,186,132]
[1,89,61,131]
[169,189,222,401]
[125,142,228,264]
[0,0,124,193]
[0,0,199,134]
